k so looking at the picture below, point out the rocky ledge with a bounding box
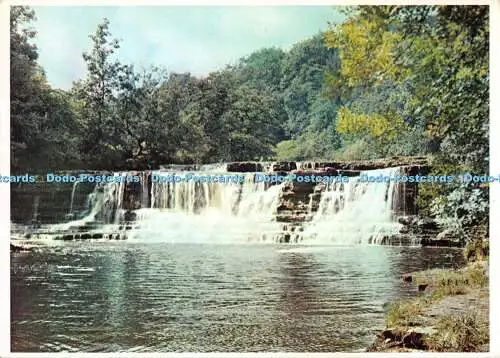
[226,156,429,173]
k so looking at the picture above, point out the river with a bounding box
[11,243,463,352]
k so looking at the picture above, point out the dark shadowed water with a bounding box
[11,243,464,352]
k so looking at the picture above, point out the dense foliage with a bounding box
[323,6,489,241]
[10,6,489,241]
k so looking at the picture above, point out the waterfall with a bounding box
[113,177,126,224]
[140,172,149,208]
[302,167,402,244]
[129,171,284,243]
[67,181,80,218]
[31,196,40,229]
[33,166,407,245]
[47,175,129,233]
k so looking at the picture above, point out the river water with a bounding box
[11,243,464,352]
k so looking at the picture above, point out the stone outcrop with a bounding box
[269,156,429,172]
[227,162,264,172]
[224,156,429,173]
[367,329,429,351]
[10,243,33,252]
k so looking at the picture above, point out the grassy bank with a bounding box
[368,246,489,352]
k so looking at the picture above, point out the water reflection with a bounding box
[279,252,319,316]
[11,243,465,352]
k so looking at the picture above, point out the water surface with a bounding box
[11,243,464,352]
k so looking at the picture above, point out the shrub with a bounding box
[386,299,427,328]
[464,236,489,262]
[426,311,489,352]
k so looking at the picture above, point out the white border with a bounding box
[0,1,11,357]
[1,0,493,5]
[488,0,499,355]
[0,0,497,357]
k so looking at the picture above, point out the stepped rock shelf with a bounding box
[11,156,460,247]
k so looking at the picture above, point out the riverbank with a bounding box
[367,258,489,352]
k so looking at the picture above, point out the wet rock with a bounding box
[314,183,326,192]
[31,219,41,229]
[227,162,263,172]
[10,243,31,252]
[403,274,413,283]
[123,210,137,222]
[418,284,428,292]
[420,238,463,247]
[309,193,322,201]
[290,181,316,193]
[271,162,297,172]
[92,233,103,239]
[372,329,427,350]
[419,217,438,231]
[81,233,92,240]
[398,216,417,226]
[337,170,361,177]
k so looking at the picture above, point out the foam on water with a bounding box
[129,173,284,243]
[29,167,403,245]
[303,167,402,244]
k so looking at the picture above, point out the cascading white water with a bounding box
[302,167,402,244]
[129,171,284,243]
[46,173,128,234]
[39,166,405,245]
[68,181,79,217]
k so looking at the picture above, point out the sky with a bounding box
[31,6,345,90]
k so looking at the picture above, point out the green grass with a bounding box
[386,298,428,328]
[386,263,488,330]
[379,246,489,352]
[412,263,488,300]
[425,311,489,352]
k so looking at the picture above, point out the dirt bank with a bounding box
[368,261,489,352]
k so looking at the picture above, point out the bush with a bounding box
[464,235,489,262]
[430,182,488,240]
[426,311,489,352]
[386,299,427,328]
[333,138,376,161]
[275,140,300,161]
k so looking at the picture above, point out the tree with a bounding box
[325,5,489,240]
[238,47,285,92]
[10,6,45,170]
[73,18,130,168]
[281,34,339,138]
[222,86,283,161]
[10,6,81,172]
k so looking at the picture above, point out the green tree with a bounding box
[10,6,81,171]
[222,86,283,161]
[238,47,285,92]
[325,5,489,240]
[73,18,131,168]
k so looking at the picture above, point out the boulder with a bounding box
[227,162,263,172]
